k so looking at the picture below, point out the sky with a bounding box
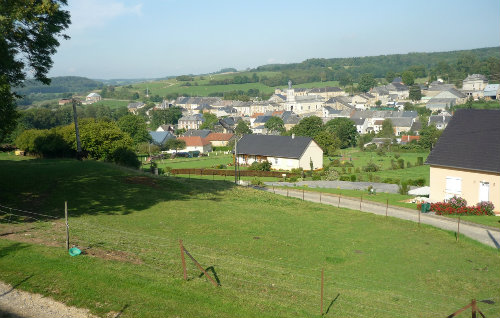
[48,0,500,80]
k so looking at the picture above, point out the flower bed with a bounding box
[417,196,495,216]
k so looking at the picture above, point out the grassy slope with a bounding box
[0,158,499,317]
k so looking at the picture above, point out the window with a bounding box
[445,177,462,199]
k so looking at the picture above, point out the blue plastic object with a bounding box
[69,247,81,256]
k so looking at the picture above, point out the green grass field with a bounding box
[91,99,130,109]
[0,157,499,317]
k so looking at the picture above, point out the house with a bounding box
[156,125,175,133]
[388,117,414,136]
[426,109,500,213]
[85,92,101,104]
[236,134,323,171]
[483,84,500,100]
[58,98,72,105]
[462,74,488,99]
[324,96,355,111]
[178,114,205,130]
[308,87,346,99]
[127,102,146,114]
[149,131,175,146]
[183,129,212,138]
[177,136,212,153]
[428,114,452,130]
[352,117,368,134]
[426,98,456,111]
[205,133,235,147]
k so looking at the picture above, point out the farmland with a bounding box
[0,157,498,317]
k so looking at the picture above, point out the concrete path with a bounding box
[262,187,500,249]
[265,180,416,194]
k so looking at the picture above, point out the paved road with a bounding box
[262,187,500,249]
[265,180,413,194]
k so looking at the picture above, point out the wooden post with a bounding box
[471,299,477,318]
[273,186,275,194]
[179,240,187,280]
[319,191,322,203]
[65,201,69,250]
[457,217,461,242]
[360,194,363,210]
[338,196,340,208]
[418,208,421,227]
[302,189,305,200]
[320,268,324,316]
[287,189,289,197]
[183,247,218,287]
[385,199,388,217]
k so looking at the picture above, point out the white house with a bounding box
[236,134,323,171]
[85,92,101,104]
[177,136,212,153]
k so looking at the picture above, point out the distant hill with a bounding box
[14,76,103,95]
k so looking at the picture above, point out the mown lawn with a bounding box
[0,157,499,318]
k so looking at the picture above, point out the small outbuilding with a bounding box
[236,134,323,171]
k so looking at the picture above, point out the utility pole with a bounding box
[72,98,82,160]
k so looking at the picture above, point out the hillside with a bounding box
[0,157,498,317]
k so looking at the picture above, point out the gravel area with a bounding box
[0,281,96,318]
[264,180,412,194]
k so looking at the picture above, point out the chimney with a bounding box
[292,134,295,139]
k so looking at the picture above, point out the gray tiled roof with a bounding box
[184,129,211,138]
[237,135,314,159]
[426,110,500,173]
[309,87,343,93]
[388,117,413,127]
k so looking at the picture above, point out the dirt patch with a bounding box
[123,176,158,188]
[82,247,143,264]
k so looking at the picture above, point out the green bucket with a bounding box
[69,247,81,256]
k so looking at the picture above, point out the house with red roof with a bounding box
[205,133,235,147]
[177,136,212,153]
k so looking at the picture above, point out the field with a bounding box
[0,157,499,317]
[91,99,130,109]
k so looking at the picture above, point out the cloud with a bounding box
[68,0,143,32]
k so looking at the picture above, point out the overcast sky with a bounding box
[48,0,500,80]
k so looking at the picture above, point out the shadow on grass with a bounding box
[198,266,221,286]
[0,159,236,219]
[325,293,340,315]
[0,242,30,259]
[0,274,34,297]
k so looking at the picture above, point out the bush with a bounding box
[394,153,401,159]
[248,161,271,171]
[382,178,400,184]
[350,174,356,182]
[363,162,379,172]
[397,158,405,169]
[429,201,495,216]
[331,159,340,167]
[447,196,467,209]
[406,161,412,168]
[373,176,381,183]
[112,147,141,169]
[339,175,351,181]
[312,172,322,180]
[477,201,495,215]
[398,181,409,195]
[347,167,352,173]
[214,164,226,169]
[251,178,265,187]
[417,157,423,166]
[342,161,354,167]
[289,176,298,182]
[322,169,339,181]
[355,167,360,173]
[376,148,385,156]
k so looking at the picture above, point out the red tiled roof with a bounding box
[178,136,211,147]
[206,133,234,141]
[401,135,420,142]
[251,113,264,118]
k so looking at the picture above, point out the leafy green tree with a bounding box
[378,119,394,137]
[337,71,352,88]
[150,107,183,129]
[419,123,442,149]
[289,116,324,138]
[357,73,376,92]
[199,113,218,130]
[313,131,341,156]
[385,71,396,83]
[264,116,285,134]
[235,120,252,135]
[402,71,415,86]
[117,115,152,144]
[324,117,358,148]
[163,138,186,152]
[0,0,70,142]
[375,100,382,107]
[409,85,422,101]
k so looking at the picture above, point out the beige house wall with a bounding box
[298,141,323,170]
[429,165,500,213]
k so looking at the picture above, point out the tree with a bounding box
[163,138,186,152]
[235,120,252,135]
[324,117,358,148]
[337,71,352,88]
[409,84,422,101]
[150,107,183,129]
[264,116,285,134]
[0,0,70,142]
[117,115,152,145]
[419,123,442,149]
[289,116,324,138]
[375,100,382,107]
[402,70,415,86]
[314,131,341,156]
[357,73,376,93]
[385,71,396,83]
[378,119,394,137]
[199,113,218,130]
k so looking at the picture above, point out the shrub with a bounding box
[341,167,346,174]
[251,178,265,187]
[397,158,405,169]
[322,169,339,181]
[112,147,141,169]
[312,172,322,180]
[289,176,298,182]
[363,162,379,172]
[382,178,400,184]
[447,196,467,209]
[248,161,271,171]
[350,174,356,182]
[355,167,360,173]
[398,181,409,195]
[429,201,495,216]
[417,157,423,166]
[373,176,381,183]
[376,148,385,156]
[214,164,226,169]
[331,159,340,167]
[347,167,352,173]
[477,201,495,216]
[339,175,351,181]
[394,153,401,159]
[342,161,354,167]
[406,161,412,168]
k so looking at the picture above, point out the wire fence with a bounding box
[0,202,498,317]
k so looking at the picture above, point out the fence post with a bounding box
[320,268,324,316]
[65,201,69,250]
[360,194,362,211]
[457,217,461,242]
[338,195,340,208]
[302,189,305,200]
[212,172,214,180]
[273,186,275,194]
[287,188,289,197]
[179,240,187,280]
[386,199,388,217]
[319,191,322,203]
[418,207,421,227]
